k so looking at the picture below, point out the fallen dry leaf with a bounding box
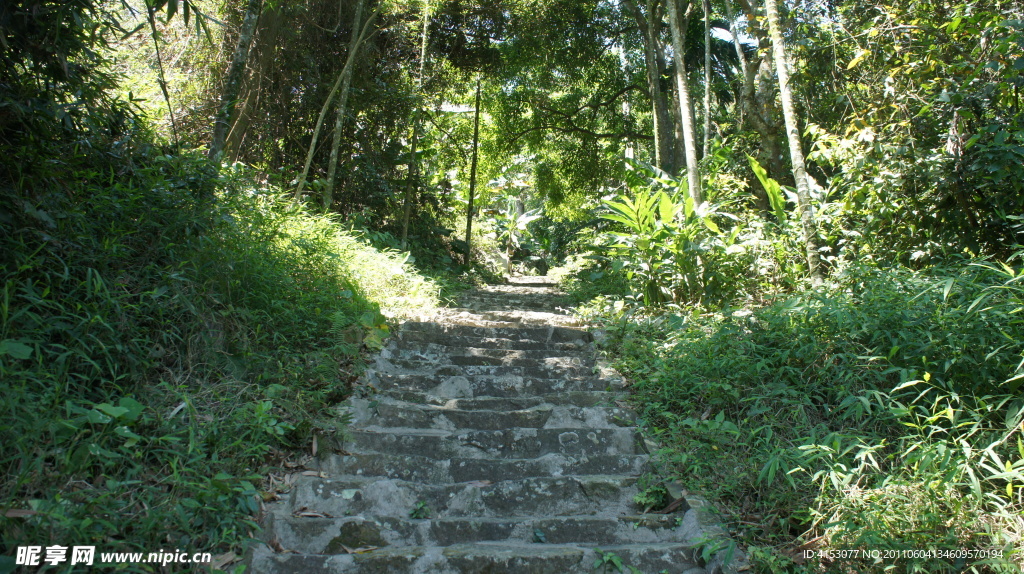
[465,480,493,487]
[300,470,327,478]
[341,545,379,554]
[4,509,38,518]
[210,551,237,570]
[292,506,333,518]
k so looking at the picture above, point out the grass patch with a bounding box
[595,261,1024,573]
[0,153,442,571]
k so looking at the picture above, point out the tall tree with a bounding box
[725,0,785,209]
[324,0,372,208]
[764,0,823,282]
[464,78,483,266]
[210,0,262,161]
[401,0,433,249]
[292,0,377,203]
[701,0,712,158]
[667,0,702,204]
[624,0,677,173]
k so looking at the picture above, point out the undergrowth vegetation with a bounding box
[587,262,1024,572]
[0,151,441,570]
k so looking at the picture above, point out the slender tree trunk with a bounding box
[667,0,702,204]
[147,5,179,145]
[225,4,282,163]
[401,0,432,248]
[625,0,674,173]
[400,120,419,247]
[725,0,766,210]
[764,0,823,283]
[293,0,377,202]
[210,0,262,160]
[464,79,482,267]
[702,0,712,158]
[324,0,370,209]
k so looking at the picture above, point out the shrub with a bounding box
[598,261,1024,572]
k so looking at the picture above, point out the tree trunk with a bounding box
[702,0,712,158]
[293,0,377,202]
[764,0,823,283]
[400,120,419,248]
[667,0,702,204]
[625,0,674,173]
[324,0,370,209]
[723,0,764,209]
[210,0,262,161]
[464,79,482,267]
[401,0,432,249]
[226,3,283,163]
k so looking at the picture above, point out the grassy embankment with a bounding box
[0,152,448,571]
[561,261,1024,573]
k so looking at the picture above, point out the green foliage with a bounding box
[409,501,432,520]
[0,150,442,562]
[592,159,798,308]
[592,548,642,574]
[598,260,1024,572]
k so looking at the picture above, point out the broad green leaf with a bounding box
[0,340,32,360]
[702,217,720,234]
[95,403,130,419]
[748,156,787,223]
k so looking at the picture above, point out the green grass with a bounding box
[593,261,1024,573]
[0,152,443,571]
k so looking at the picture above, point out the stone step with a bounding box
[344,397,636,430]
[344,427,641,459]
[265,512,699,553]
[365,372,622,398]
[441,309,582,327]
[375,358,597,380]
[382,342,594,366]
[321,452,650,483]
[373,390,625,410]
[396,330,587,351]
[249,276,748,574]
[458,294,571,312]
[399,321,592,344]
[286,475,641,519]
[249,542,705,574]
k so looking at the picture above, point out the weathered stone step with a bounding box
[375,358,596,380]
[383,342,593,365]
[249,542,705,574]
[344,397,636,430]
[266,513,697,552]
[344,427,640,459]
[374,390,625,410]
[287,475,640,519]
[366,372,622,398]
[399,322,591,344]
[322,452,650,483]
[441,308,581,327]
[396,330,587,351]
[459,294,571,311]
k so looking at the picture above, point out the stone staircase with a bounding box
[249,276,744,573]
